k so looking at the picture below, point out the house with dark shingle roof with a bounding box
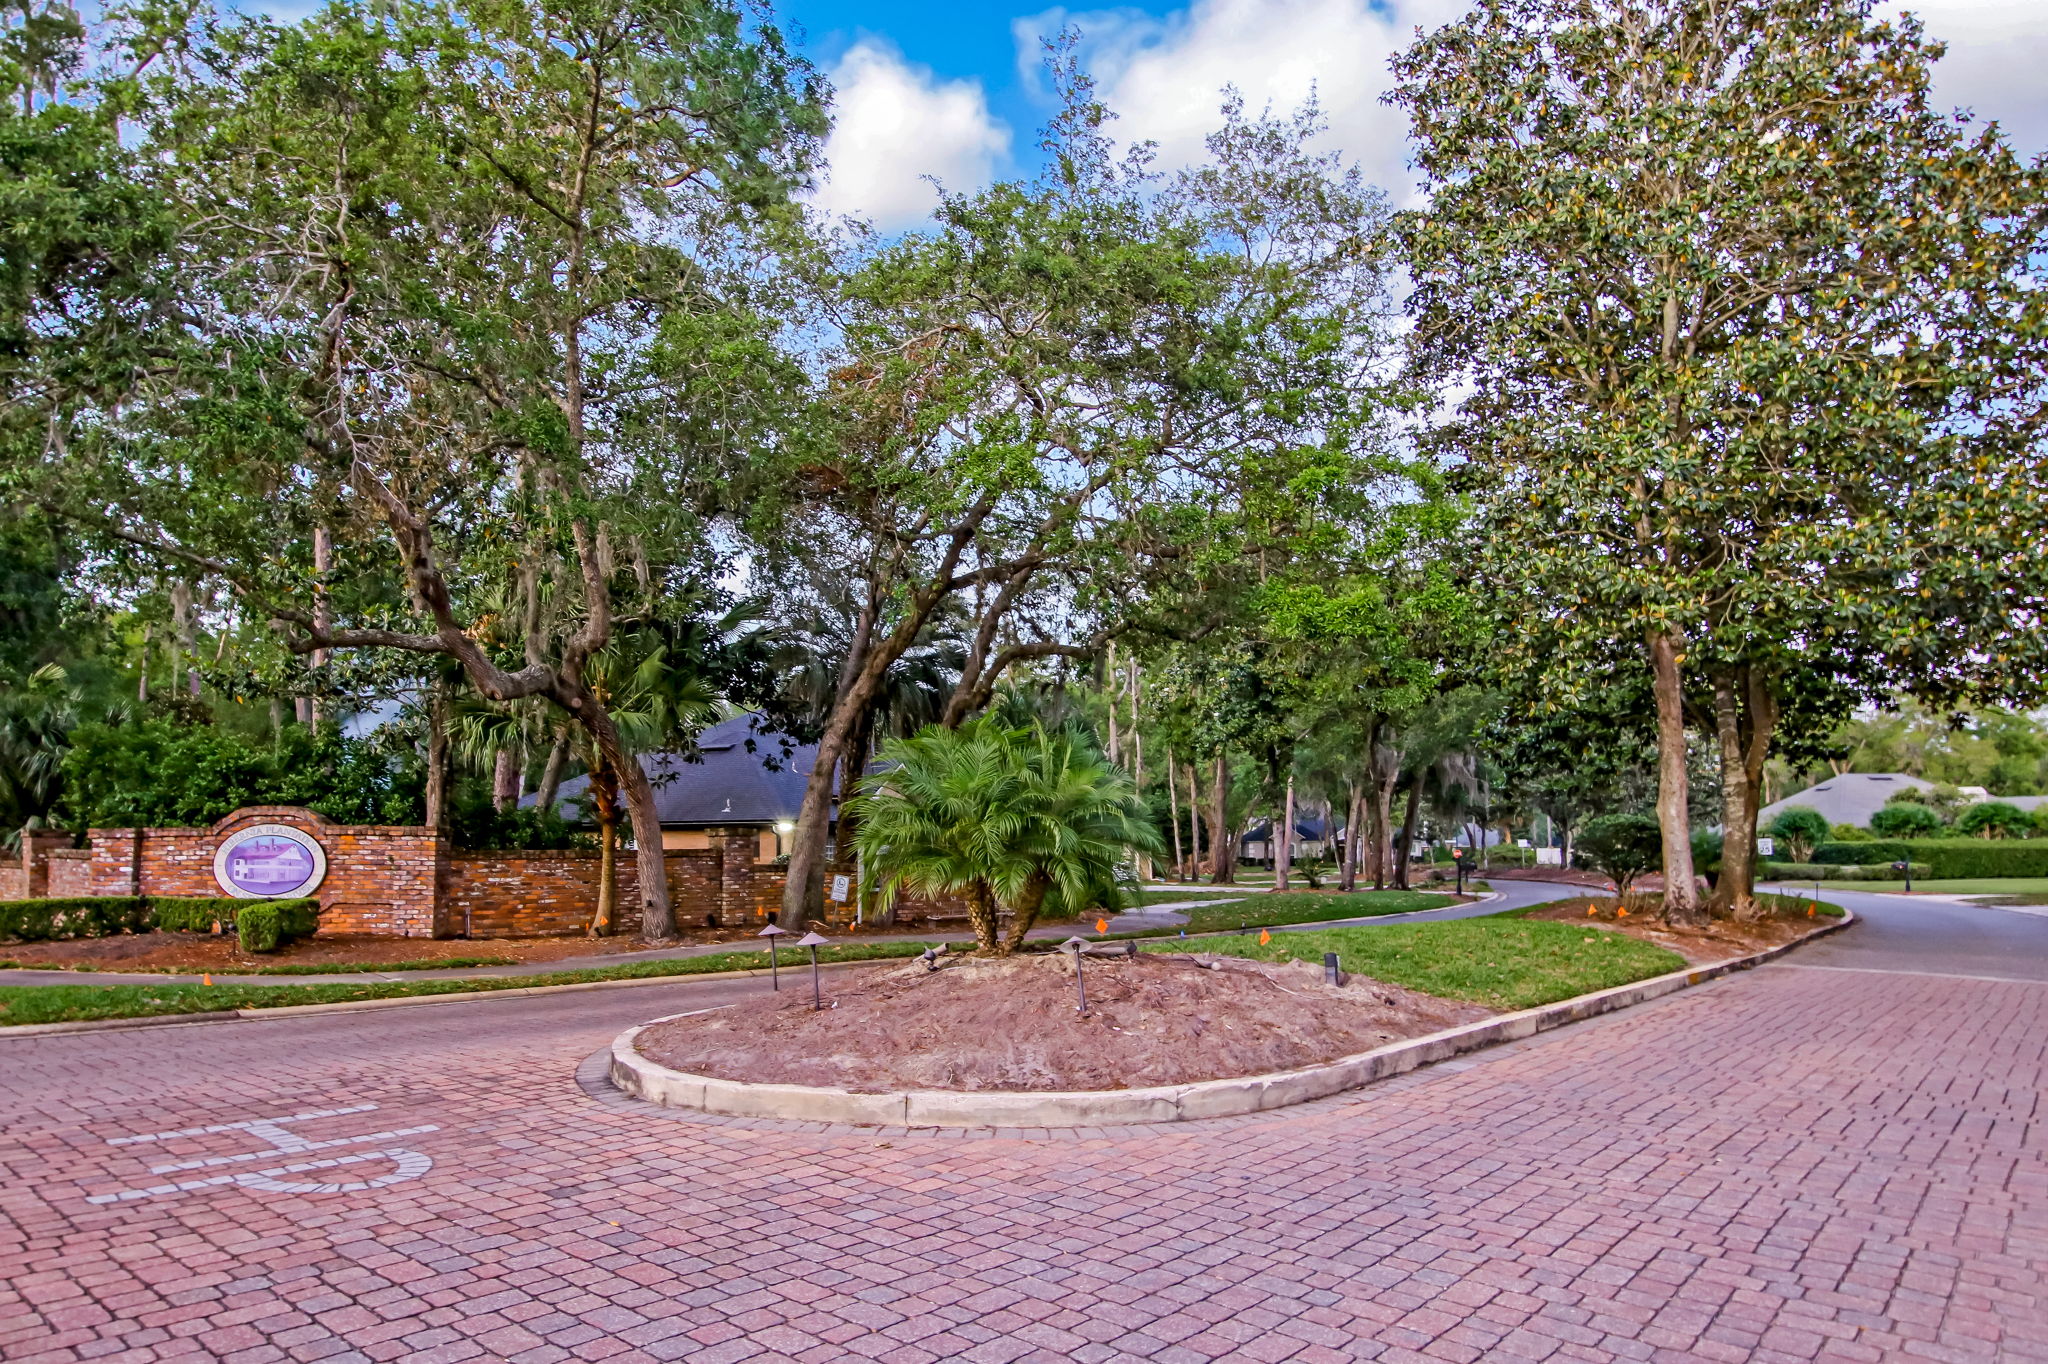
[529,713,840,859]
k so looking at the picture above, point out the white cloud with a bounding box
[812,40,1012,231]
[1891,0,2048,152]
[1023,0,2047,203]
[1018,0,1468,201]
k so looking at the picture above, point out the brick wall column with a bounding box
[713,827,754,928]
[20,830,68,898]
[87,829,142,897]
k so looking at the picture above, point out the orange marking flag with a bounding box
[1258,929,1272,945]
[1095,917,1109,934]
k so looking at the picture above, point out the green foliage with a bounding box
[1810,839,2048,879]
[1690,830,1723,876]
[0,896,147,942]
[1954,801,2035,840]
[1765,807,1830,863]
[1828,824,1872,842]
[1762,862,1929,882]
[1575,813,1663,894]
[1176,890,1450,933]
[443,793,589,851]
[233,900,312,953]
[61,719,422,828]
[1869,803,1946,838]
[852,717,1163,952]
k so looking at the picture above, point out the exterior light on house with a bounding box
[774,820,795,835]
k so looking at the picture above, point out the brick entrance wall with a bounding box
[7,809,972,939]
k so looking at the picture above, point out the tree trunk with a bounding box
[536,736,568,814]
[1185,761,1203,880]
[1647,629,1702,923]
[1206,754,1234,884]
[1395,778,1421,891]
[1340,781,1362,892]
[1708,666,1778,921]
[1000,873,1051,954]
[424,682,450,832]
[492,747,520,813]
[1167,747,1185,882]
[966,881,1000,955]
[569,695,673,942]
[1275,778,1295,891]
[309,525,331,725]
[1371,771,1397,891]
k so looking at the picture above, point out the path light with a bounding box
[920,945,943,972]
[798,931,829,1011]
[758,923,789,991]
[1058,936,1091,1014]
[1324,952,1340,987]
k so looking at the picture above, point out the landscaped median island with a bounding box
[1171,890,1454,933]
[610,895,1853,1126]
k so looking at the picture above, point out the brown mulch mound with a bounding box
[634,951,1491,1093]
[1520,896,1835,966]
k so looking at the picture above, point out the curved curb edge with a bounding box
[609,910,1856,1129]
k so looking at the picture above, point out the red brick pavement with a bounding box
[1,961,2044,1363]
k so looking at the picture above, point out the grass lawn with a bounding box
[0,941,935,1028]
[1177,890,1453,934]
[1146,918,1685,1011]
[1760,876,2048,896]
[1130,886,1254,907]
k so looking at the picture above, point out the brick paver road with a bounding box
[3,891,2045,1363]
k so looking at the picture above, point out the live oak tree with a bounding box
[1393,0,2048,922]
[28,0,825,940]
[774,87,1404,922]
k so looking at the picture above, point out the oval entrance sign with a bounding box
[213,824,328,899]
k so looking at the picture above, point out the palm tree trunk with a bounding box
[1185,762,1202,880]
[967,881,1000,955]
[588,766,619,937]
[536,736,569,814]
[1000,874,1050,954]
[492,747,520,813]
[424,682,451,832]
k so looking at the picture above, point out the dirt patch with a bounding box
[1519,897,1836,966]
[634,951,1491,1092]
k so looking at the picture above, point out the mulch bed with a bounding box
[1519,896,1834,965]
[634,951,1491,1093]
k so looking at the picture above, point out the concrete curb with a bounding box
[609,910,1855,1129]
[0,959,887,1037]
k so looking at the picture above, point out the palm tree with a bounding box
[850,717,1161,956]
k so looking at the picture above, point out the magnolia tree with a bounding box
[1393,0,2048,922]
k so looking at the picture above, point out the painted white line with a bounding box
[146,1125,440,1174]
[89,1103,440,1204]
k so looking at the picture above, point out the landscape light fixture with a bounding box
[798,931,829,1010]
[1058,936,1091,1014]
[920,945,943,972]
[1324,952,1341,987]
[758,922,789,990]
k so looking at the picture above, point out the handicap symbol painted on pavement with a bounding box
[85,1103,440,1204]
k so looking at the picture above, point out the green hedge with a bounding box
[235,899,320,953]
[1810,838,2048,879]
[0,895,321,944]
[0,897,150,942]
[1763,862,1931,882]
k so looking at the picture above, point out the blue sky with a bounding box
[765,0,2048,231]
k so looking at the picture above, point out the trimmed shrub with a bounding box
[1577,813,1662,894]
[1829,823,1873,841]
[0,897,150,942]
[1955,801,2035,840]
[1870,803,1944,838]
[1811,839,2048,879]
[1766,806,1830,862]
[232,898,321,953]
[149,897,241,933]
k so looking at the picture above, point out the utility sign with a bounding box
[1756,837,1775,857]
[829,874,851,902]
